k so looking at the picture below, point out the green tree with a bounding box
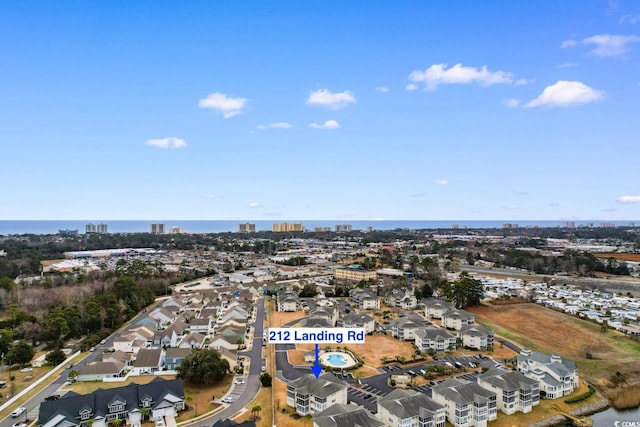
[260,372,272,387]
[177,349,229,385]
[7,341,35,366]
[0,277,15,291]
[442,273,485,308]
[46,348,67,366]
[251,405,262,420]
[0,329,14,355]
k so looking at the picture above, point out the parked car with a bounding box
[221,397,233,403]
[20,367,32,373]
[234,379,245,385]
[45,394,61,401]
[11,407,26,418]
[12,423,27,427]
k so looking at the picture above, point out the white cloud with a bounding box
[198,92,248,118]
[617,195,640,204]
[375,86,390,93]
[557,62,579,68]
[249,202,260,208]
[257,122,293,130]
[144,137,187,149]
[515,78,535,86]
[524,81,604,108]
[405,83,419,91]
[620,14,640,24]
[309,120,340,129]
[434,178,449,185]
[306,89,356,109]
[562,34,640,57]
[408,63,513,90]
[503,98,521,108]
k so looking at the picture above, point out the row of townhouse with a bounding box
[391,319,494,352]
[517,349,579,399]
[300,367,545,427]
[277,288,302,312]
[38,378,185,427]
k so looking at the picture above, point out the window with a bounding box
[80,411,91,421]
[110,404,125,413]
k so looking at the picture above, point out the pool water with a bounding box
[326,354,347,366]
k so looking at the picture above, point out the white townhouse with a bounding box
[286,373,348,416]
[414,327,457,354]
[277,289,301,312]
[377,389,446,427]
[459,324,494,351]
[477,368,540,414]
[384,287,417,309]
[341,312,375,334]
[390,319,421,341]
[424,298,455,319]
[517,349,579,399]
[442,309,475,331]
[349,288,380,310]
[432,378,498,427]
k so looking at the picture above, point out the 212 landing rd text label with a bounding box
[268,327,366,344]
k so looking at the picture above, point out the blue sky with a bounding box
[1,1,639,221]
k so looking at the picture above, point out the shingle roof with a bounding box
[288,373,347,399]
[378,389,444,420]
[313,403,385,427]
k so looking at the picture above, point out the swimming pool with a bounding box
[320,351,357,368]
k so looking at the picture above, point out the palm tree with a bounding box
[380,356,389,364]
[251,405,262,420]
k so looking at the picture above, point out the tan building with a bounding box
[272,222,304,232]
[150,223,166,234]
[335,266,376,281]
[238,223,256,232]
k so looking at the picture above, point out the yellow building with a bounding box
[272,222,305,232]
[334,266,377,281]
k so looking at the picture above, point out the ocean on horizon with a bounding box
[0,220,638,235]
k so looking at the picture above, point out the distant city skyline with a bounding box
[1,2,639,220]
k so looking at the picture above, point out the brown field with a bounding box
[232,383,273,427]
[468,303,640,387]
[296,334,417,369]
[595,253,640,262]
[270,310,305,328]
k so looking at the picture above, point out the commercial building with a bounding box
[334,224,352,232]
[334,265,376,281]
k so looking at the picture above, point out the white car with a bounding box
[11,407,26,418]
[20,367,32,372]
[234,379,245,385]
[221,397,233,403]
[12,423,27,427]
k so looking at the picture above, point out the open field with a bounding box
[297,334,417,369]
[232,383,272,427]
[468,303,640,387]
[594,253,640,262]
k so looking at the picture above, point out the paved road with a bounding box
[188,297,266,427]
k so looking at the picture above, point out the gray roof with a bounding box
[134,348,163,367]
[287,373,347,399]
[479,368,538,391]
[77,361,125,376]
[342,312,374,326]
[313,403,385,427]
[378,389,444,420]
[443,309,475,321]
[517,351,577,372]
[459,324,493,337]
[424,298,454,310]
[300,317,332,328]
[414,327,456,341]
[432,378,496,405]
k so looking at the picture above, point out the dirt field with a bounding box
[595,253,640,262]
[468,303,640,387]
[296,334,417,369]
[232,383,272,427]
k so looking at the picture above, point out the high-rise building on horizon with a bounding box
[335,224,352,232]
[272,222,304,232]
[86,223,97,233]
[169,226,184,234]
[87,223,109,234]
[150,223,166,234]
[97,223,108,233]
[238,223,256,233]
